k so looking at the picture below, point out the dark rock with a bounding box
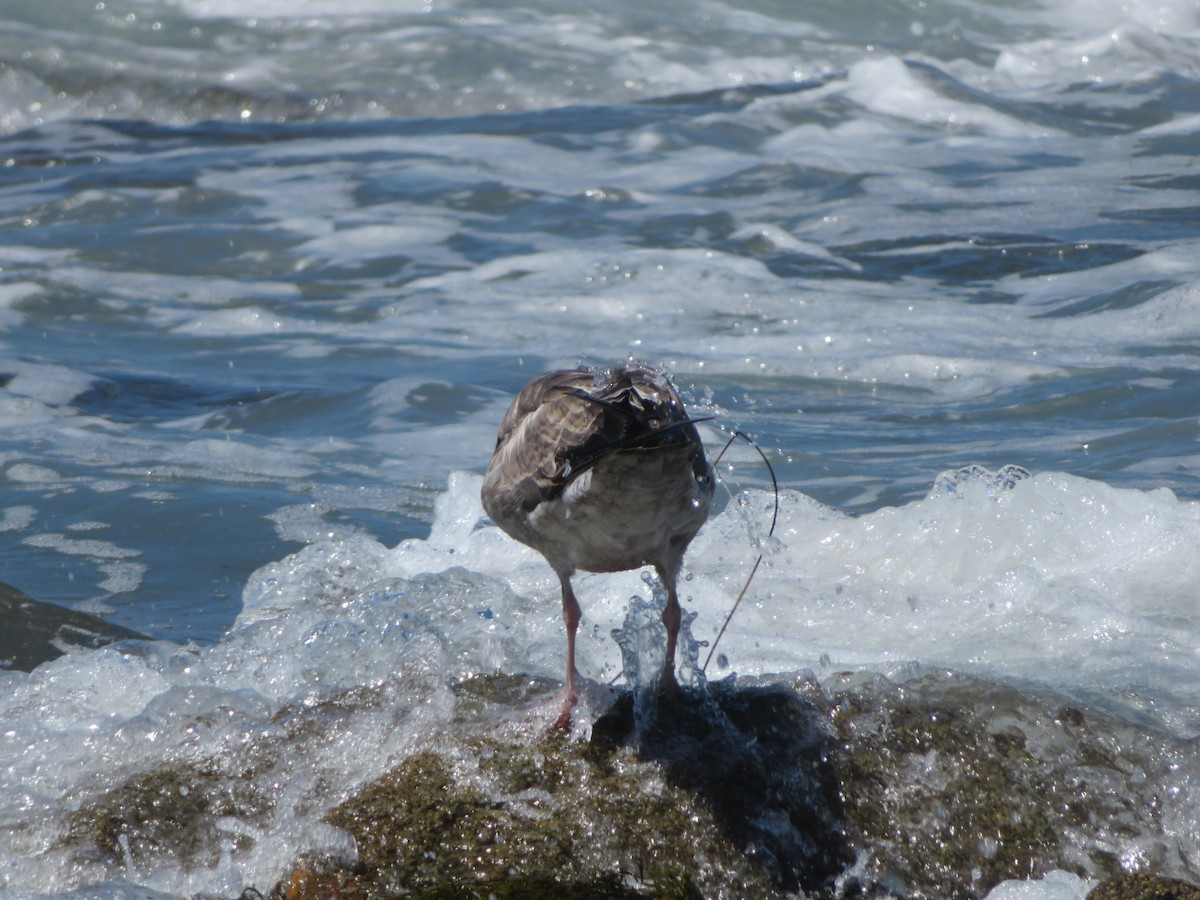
[1087,873,1200,899]
[630,681,851,893]
[0,581,146,672]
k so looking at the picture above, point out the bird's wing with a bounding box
[483,365,706,521]
[484,369,605,516]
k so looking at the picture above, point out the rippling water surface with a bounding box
[1,0,1199,896]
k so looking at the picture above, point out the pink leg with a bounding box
[555,572,581,729]
[657,565,682,697]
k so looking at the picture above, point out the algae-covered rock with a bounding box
[53,667,1200,899]
[1087,873,1200,899]
[316,702,791,898]
[55,679,394,882]
[821,670,1188,898]
[271,669,1200,899]
[62,761,272,872]
[287,676,850,898]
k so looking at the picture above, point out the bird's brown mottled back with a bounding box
[480,363,714,727]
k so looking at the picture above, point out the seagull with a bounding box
[481,363,715,727]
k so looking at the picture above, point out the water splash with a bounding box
[610,571,707,706]
[934,464,1032,498]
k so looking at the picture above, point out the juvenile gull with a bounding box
[481,363,715,726]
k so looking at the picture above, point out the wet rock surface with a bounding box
[0,581,147,671]
[309,682,792,899]
[62,761,274,872]
[1087,873,1200,899]
[296,671,1200,899]
[1089,883,1200,900]
[592,682,851,893]
[819,669,1187,896]
[55,669,1200,898]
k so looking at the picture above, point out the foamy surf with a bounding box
[3,467,1199,896]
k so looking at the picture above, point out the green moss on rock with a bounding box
[822,671,1182,898]
[318,734,770,898]
[56,669,1200,900]
[1087,873,1200,900]
[62,761,272,871]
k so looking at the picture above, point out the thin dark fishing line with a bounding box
[703,429,779,673]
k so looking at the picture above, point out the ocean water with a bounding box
[1,0,1199,896]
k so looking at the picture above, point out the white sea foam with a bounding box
[0,504,36,532]
[21,533,141,561]
[157,0,441,17]
[842,55,1053,137]
[984,870,1094,900]
[0,359,95,408]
